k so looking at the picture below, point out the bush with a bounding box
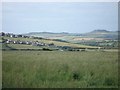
[42,48,52,51]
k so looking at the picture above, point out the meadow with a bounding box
[2,50,118,88]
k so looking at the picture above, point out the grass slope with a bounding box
[3,37,98,49]
[7,44,42,49]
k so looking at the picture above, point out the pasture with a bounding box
[2,50,118,88]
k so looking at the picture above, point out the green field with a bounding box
[8,44,42,49]
[2,50,118,88]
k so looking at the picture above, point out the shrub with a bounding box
[42,48,52,51]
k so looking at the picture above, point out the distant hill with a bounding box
[89,30,110,33]
[24,32,71,39]
[24,30,118,40]
[26,32,69,35]
[83,30,118,39]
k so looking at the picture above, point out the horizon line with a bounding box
[2,29,118,35]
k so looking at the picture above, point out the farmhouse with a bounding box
[19,41,26,44]
[10,34,16,38]
[13,41,18,44]
[32,43,37,46]
[6,40,10,44]
[26,41,32,45]
[6,39,12,44]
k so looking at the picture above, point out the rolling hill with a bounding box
[83,30,118,39]
[24,30,118,40]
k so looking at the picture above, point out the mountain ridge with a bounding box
[25,30,117,35]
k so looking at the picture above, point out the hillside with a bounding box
[2,36,98,51]
[89,30,110,33]
[1,30,118,50]
[83,30,118,39]
[25,30,118,40]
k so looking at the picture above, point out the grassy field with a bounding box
[2,50,118,88]
[7,44,42,49]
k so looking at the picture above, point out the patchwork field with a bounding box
[3,37,98,49]
[2,50,118,88]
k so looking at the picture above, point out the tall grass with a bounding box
[2,51,118,88]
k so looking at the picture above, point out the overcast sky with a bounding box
[2,2,118,34]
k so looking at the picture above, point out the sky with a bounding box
[2,2,118,34]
